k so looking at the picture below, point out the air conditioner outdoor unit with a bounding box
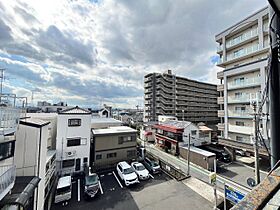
[66,151,76,157]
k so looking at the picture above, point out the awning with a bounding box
[144,131,153,136]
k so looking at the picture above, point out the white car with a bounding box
[131,162,150,180]
[117,161,139,186]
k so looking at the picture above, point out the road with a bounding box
[144,142,267,194]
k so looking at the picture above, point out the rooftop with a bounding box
[91,117,122,124]
[181,145,216,157]
[92,126,137,135]
[20,118,50,128]
[59,106,91,115]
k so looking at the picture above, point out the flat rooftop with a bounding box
[91,117,122,124]
[180,145,216,157]
[92,126,137,135]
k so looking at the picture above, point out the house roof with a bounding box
[92,126,137,136]
[58,106,91,115]
[163,120,192,129]
[20,118,50,128]
[153,124,184,134]
[198,126,212,131]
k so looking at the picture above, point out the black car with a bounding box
[142,158,161,174]
[84,172,100,199]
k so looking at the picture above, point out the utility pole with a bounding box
[269,4,280,167]
[252,102,260,184]
[187,133,191,176]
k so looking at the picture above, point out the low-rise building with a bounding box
[56,106,92,175]
[91,126,137,170]
[91,117,122,129]
[15,118,56,210]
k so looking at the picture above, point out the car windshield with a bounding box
[151,162,159,167]
[123,167,134,174]
[57,186,71,195]
[85,175,98,186]
[136,165,145,171]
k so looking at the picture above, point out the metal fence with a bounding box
[0,164,16,200]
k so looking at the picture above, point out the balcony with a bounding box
[144,77,152,83]
[226,28,258,49]
[263,24,269,33]
[227,44,259,62]
[228,93,261,104]
[0,107,20,135]
[0,165,16,200]
[144,88,153,94]
[145,94,152,99]
[228,124,253,135]
[217,123,225,131]
[227,77,261,90]
[217,44,223,53]
[217,71,224,79]
[217,84,224,91]
[144,82,152,88]
[217,97,224,104]
[228,110,252,118]
[218,110,225,118]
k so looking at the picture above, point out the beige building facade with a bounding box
[216,6,269,146]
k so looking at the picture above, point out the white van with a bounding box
[55,176,72,204]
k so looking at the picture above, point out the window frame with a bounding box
[0,141,15,161]
[67,138,81,147]
[68,118,81,127]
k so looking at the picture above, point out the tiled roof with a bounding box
[59,106,91,115]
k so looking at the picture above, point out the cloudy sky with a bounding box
[0,0,267,108]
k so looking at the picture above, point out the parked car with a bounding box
[117,161,139,186]
[84,170,100,199]
[143,158,161,174]
[55,176,72,204]
[131,162,150,180]
[236,149,246,156]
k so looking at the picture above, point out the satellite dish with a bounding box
[247,177,256,187]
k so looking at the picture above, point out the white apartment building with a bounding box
[56,106,92,175]
[15,119,56,210]
[216,6,269,151]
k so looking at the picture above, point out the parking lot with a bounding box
[51,168,212,210]
[51,169,170,210]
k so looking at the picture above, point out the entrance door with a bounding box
[75,158,81,171]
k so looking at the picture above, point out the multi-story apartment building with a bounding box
[144,70,219,124]
[216,6,269,149]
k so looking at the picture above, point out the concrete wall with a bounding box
[15,123,49,210]
[56,113,91,173]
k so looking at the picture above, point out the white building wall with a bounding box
[56,114,91,173]
[15,123,49,210]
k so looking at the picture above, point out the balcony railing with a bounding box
[217,44,223,52]
[228,110,252,118]
[226,44,259,61]
[228,93,261,104]
[217,84,224,91]
[217,123,225,131]
[217,97,224,104]
[228,124,253,135]
[226,28,258,48]
[228,77,261,89]
[0,107,20,135]
[218,110,225,117]
[0,165,16,200]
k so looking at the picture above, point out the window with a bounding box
[234,77,245,85]
[62,159,75,168]
[67,138,81,147]
[235,106,246,112]
[83,157,88,163]
[236,121,245,126]
[0,141,15,161]
[107,153,117,158]
[96,154,102,160]
[127,150,136,158]
[68,119,81,127]
[191,130,197,136]
[118,136,135,144]
[236,136,244,142]
[235,92,243,98]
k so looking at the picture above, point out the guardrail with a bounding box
[0,165,16,200]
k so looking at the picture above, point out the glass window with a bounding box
[107,153,117,158]
[68,119,81,127]
[96,154,102,160]
[191,130,197,136]
[236,136,243,142]
[62,159,75,168]
[127,150,136,158]
[67,138,81,147]
[236,121,245,126]
[0,141,15,161]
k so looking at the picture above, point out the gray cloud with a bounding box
[0,19,13,42]
[37,25,96,66]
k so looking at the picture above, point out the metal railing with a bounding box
[0,107,20,135]
[228,77,261,89]
[226,44,259,61]
[0,165,16,200]
[226,28,258,48]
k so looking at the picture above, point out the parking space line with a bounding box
[112,171,123,188]
[98,181,104,195]
[149,174,154,179]
[77,179,81,202]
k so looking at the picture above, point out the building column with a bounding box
[222,36,226,62]
[258,17,264,49]
[224,76,228,138]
